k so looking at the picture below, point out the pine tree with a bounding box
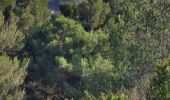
[0,54,29,100]
[148,55,170,99]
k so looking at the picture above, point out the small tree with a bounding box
[78,0,110,31]
[148,55,170,99]
[0,54,29,100]
[59,3,78,18]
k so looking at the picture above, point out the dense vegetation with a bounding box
[0,0,170,99]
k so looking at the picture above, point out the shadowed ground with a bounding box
[48,0,68,14]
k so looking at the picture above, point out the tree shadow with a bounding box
[24,50,82,99]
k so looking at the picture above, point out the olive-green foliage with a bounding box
[0,0,170,99]
[78,0,110,31]
[147,55,170,99]
[80,54,129,95]
[24,0,170,99]
[59,3,78,18]
[0,14,25,53]
[83,91,126,100]
[0,0,15,9]
[50,17,125,97]
[104,1,170,98]
[0,0,50,53]
[28,0,50,26]
[15,0,30,8]
[0,10,4,27]
[60,0,111,31]
[0,11,24,54]
[25,15,130,99]
[15,0,50,29]
[0,0,50,99]
[0,54,29,100]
